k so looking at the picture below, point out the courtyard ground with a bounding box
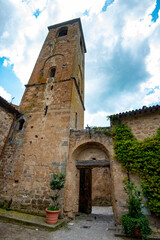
[0,206,124,240]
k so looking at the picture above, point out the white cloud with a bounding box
[85,110,110,127]
[143,88,160,106]
[1,31,9,39]
[3,58,12,67]
[0,86,11,101]
[0,0,49,84]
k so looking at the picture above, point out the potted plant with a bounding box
[121,180,152,240]
[46,173,65,224]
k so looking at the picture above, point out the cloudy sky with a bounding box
[0,0,160,127]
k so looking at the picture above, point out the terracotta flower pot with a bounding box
[46,208,61,224]
[133,225,141,237]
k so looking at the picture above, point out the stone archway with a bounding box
[64,141,112,218]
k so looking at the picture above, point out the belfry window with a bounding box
[50,68,56,77]
[58,27,68,37]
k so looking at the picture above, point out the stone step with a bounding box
[0,208,67,231]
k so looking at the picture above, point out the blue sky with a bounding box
[0,0,160,126]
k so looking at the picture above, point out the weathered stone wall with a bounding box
[0,81,72,214]
[70,82,84,130]
[0,107,15,196]
[92,167,112,206]
[119,110,160,140]
[0,108,14,156]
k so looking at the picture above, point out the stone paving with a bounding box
[0,207,124,240]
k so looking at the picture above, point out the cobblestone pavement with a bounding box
[0,207,124,240]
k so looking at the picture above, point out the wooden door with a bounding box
[79,168,92,214]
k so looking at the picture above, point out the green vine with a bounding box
[93,126,112,136]
[86,126,112,138]
[113,124,160,216]
[108,114,119,124]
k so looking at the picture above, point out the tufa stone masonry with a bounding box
[0,18,160,224]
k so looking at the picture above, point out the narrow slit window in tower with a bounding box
[18,119,25,130]
[50,68,56,78]
[45,106,48,116]
[75,112,77,129]
[80,38,83,52]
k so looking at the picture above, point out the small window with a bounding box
[78,79,80,89]
[44,106,48,116]
[75,112,77,129]
[18,119,25,130]
[40,69,44,75]
[58,27,68,37]
[80,38,83,52]
[50,68,56,77]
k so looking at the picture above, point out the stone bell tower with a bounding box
[0,18,86,213]
[21,18,86,130]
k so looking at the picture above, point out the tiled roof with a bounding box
[0,96,21,117]
[110,105,160,119]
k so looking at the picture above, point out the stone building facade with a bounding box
[0,18,86,215]
[0,18,159,224]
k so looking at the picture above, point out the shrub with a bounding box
[121,180,152,240]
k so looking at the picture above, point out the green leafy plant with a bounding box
[48,173,65,211]
[88,126,112,137]
[108,114,119,124]
[124,180,142,218]
[113,124,160,216]
[0,201,5,208]
[93,126,112,136]
[121,180,152,240]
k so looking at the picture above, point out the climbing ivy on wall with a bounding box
[92,126,112,136]
[112,124,160,216]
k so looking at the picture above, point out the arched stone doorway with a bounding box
[64,141,112,218]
